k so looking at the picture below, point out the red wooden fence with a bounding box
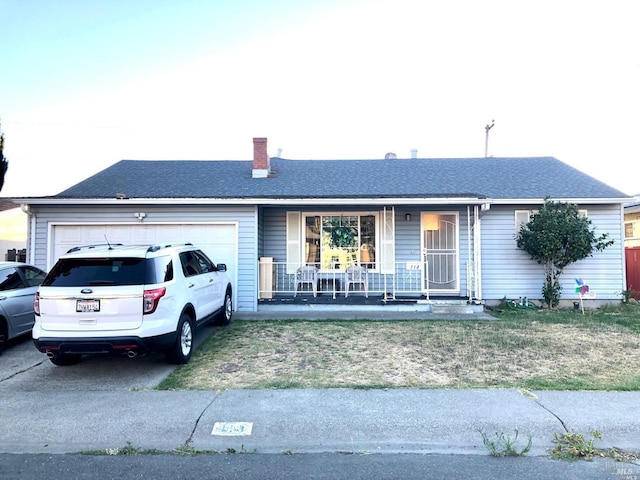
[625,247,640,299]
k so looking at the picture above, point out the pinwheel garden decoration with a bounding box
[575,278,589,313]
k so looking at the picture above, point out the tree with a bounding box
[515,198,614,308]
[0,121,7,193]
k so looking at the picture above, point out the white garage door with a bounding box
[51,223,237,296]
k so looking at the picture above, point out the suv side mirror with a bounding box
[216,263,227,272]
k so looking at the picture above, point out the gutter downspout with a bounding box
[20,204,35,265]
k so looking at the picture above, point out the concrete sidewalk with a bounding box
[1,387,639,456]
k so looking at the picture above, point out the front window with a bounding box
[304,214,376,270]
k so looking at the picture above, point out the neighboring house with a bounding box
[624,199,640,296]
[15,138,630,312]
[0,197,27,261]
[624,200,640,248]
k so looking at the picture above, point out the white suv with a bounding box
[33,243,233,366]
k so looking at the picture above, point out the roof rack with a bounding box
[66,243,124,254]
[147,243,193,252]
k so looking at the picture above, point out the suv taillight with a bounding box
[143,287,166,314]
[34,292,40,316]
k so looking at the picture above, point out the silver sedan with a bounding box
[0,261,47,353]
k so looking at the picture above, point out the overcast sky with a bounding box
[1,0,639,198]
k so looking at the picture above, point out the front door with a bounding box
[421,212,459,294]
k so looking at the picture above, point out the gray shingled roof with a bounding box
[0,197,18,211]
[54,157,628,200]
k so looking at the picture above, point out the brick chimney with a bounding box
[252,137,270,178]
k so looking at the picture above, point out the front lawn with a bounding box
[158,304,640,391]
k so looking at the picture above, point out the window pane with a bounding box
[321,216,358,269]
[43,258,146,286]
[625,223,633,238]
[305,216,321,265]
[146,256,173,283]
[303,214,378,270]
[360,215,376,268]
[20,266,47,287]
[0,268,25,291]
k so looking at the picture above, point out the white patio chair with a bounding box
[294,265,318,297]
[345,266,368,298]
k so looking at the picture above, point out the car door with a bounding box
[0,266,37,337]
[179,251,213,320]
[193,250,221,315]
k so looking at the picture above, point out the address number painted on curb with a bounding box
[211,422,254,436]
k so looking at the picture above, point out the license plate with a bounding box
[76,299,100,313]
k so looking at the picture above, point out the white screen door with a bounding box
[422,213,459,293]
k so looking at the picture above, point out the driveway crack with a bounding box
[183,392,220,448]
[0,360,45,383]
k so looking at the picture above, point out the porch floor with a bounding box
[257,293,487,316]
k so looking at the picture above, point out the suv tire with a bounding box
[213,290,233,326]
[49,353,82,366]
[165,313,194,364]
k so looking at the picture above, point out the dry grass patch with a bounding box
[159,308,640,391]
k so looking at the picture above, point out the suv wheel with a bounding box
[165,313,194,364]
[49,353,82,366]
[213,290,233,326]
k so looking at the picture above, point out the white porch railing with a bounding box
[258,260,430,300]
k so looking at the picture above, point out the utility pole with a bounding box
[484,120,495,158]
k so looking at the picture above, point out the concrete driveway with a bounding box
[0,324,217,392]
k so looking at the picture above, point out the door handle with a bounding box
[188,283,195,288]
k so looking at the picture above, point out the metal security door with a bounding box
[422,213,459,293]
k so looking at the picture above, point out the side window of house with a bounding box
[514,210,531,237]
[515,209,588,239]
[625,222,634,239]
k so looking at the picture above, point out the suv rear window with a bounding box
[43,258,148,287]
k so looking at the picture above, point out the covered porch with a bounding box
[255,203,488,313]
[256,259,485,314]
